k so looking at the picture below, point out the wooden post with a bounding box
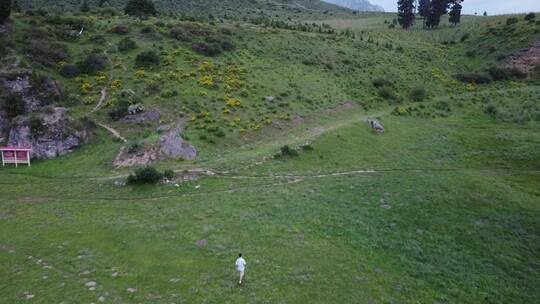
[1,151,4,166]
[15,152,18,168]
[27,150,31,167]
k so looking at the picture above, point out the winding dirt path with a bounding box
[96,122,127,143]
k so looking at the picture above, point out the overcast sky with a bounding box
[373,0,540,15]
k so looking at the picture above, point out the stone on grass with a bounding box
[85,281,96,288]
[127,287,136,293]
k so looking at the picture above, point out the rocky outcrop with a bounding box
[506,39,540,75]
[158,130,197,160]
[367,118,384,133]
[0,71,88,159]
[7,108,88,159]
[0,71,63,112]
[121,108,161,124]
[113,129,196,167]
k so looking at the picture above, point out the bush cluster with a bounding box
[118,37,137,52]
[488,67,526,81]
[372,78,393,88]
[135,51,160,67]
[274,145,299,159]
[110,25,130,35]
[409,87,427,102]
[454,73,492,84]
[78,53,109,75]
[23,39,69,67]
[127,166,176,185]
[1,93,26,120]
[169,22,235,57]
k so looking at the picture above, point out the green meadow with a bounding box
[1,6,540,304]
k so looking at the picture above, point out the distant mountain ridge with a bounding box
[322,0,384,12]
[18,0,352,17]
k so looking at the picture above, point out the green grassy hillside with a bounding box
[18,0,353,19]
[1,8,539,304]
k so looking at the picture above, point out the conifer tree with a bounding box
[418,0,430,17]
[449,1,463,25]
[80,0,90,13]
[398,0,415,29]
[0,0,11,24]
[11,0,21,13]
[426,0,449,28]
[124,0,157,20]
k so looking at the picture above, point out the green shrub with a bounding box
[78,53,108,75]
[409,87,427,102]
[454,73,491,84]
[377,87,395,99]
[279,145,299,157]
[110,25,130,34]
[127,166,163,184]
[434,101,451,112]
[59,64,81,78]
[484,103,498,117]
[192,42,223,56]
[524,13,536,21]
[488,67,526,81]
[140,26,155,34]
[23,39,69,67]
[127,142,141,154]
[2,94,25,119]
[372,78,393,88]
[163,169,175,180]
[506,17,518,25]
[135,50,160,67]
[29,115,45,138]
[460,33,470,42]
[301,144,314,151]
[118,37,137,52]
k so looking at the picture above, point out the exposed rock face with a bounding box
[158,130,197,160]
[8,108,88,159]
[506,39,540,75]
[0,71,63,112]
[113,129,196,167]
[0,71,87,159]
[121,109,161,124]
[367,118,384,133]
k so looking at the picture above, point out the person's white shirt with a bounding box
[236,257,246,272]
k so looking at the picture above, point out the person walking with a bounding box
[235,253,246,284]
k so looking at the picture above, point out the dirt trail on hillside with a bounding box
[96,122,127,143]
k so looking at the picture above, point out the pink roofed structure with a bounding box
[0,147,32,167]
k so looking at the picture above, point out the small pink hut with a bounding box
[0,147,32,167]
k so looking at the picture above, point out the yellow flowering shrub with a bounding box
[226,97,242,107]
[111,80,122,91]
[81,82,92,94]
[198,61,214,73]
[95,75,107,85]
[198,75,215,88]
[135,69,146,78]
[224,77,245,91]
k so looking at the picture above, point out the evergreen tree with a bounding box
[398,0,415,29]
[80,0,90,13]
[124,0,157,20]
[12,0,21,13]
[449,1,463,25]
[0,0,11,24]
[426,0,449,28]
[98,0,109,7]
[418,0,430,17]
